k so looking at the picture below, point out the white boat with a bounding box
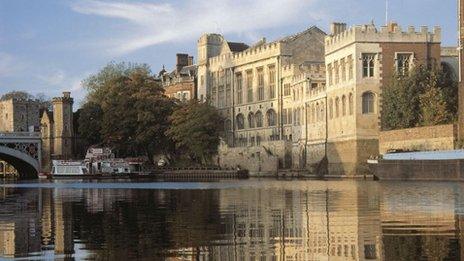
[51,160,90,177]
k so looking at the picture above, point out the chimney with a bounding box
[176,53,189,72]
[330,22,347,35]
[63,92,71,98]
[387,22,399,33]
[188,56,194,66]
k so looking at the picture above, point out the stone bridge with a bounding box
[0,132,41,179]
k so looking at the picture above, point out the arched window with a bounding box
[248,112,255,128]
[311,105,315,123]
[255,111,263,128]
[342,95,346,116]
[329,98,333,119]
[335,97,340,118]
[224,119,232,131]
[316,103,320,122]
[236,114,245,130]
[349,93,354,115]
[266,109,277,127]
[362,92,375,114]
[320,102,325,121]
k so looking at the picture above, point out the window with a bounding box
[218,85,225,107]
[327,64,333,85]
[200,75,204,87]
[348,55,353,80]
[248,112,255,128]
[266,109,277,126]
[246,70,253,102]
[236,114,245,130]
[341,58,346,82]
[224,119,232,131]
[396,53,413,76]
[362,54,375,78]
[316,103,320,122]
[257,68,264,101]
[255,111,263,127]
[236,73,243,104]
[334,61,339,84]
[342,95,346,116]
[362,92,375,114]
[288,109,292,124]
[335,97,340,117]
[282,109,288,125]
[320,102,325,121]
[284,84,291,96]
[329,98,333,119]
[349,93,354,115]
[269,65,276,99]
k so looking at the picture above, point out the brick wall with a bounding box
[379,124,457,154]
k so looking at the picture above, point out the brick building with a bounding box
[159,54,197,102]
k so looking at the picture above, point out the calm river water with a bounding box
[0,179,463,260]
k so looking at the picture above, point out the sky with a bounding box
[0,0,458,107]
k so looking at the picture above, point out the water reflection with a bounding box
[0,180,463,260]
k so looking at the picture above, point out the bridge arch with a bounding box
[0,146,39,179]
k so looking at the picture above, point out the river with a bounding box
[0,179,462,260]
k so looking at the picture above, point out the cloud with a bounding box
[71,0,324,56]
[0,52,26,78]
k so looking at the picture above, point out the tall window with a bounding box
[335,97,340,117]
[257,68,264,101]
[311,105,315,123]
[282,109,288,125]
[226,71,231,106]
[288,109,292,124]
[268,65,276,99]
[327,64,333,85]
[236,114,245,130]
[255,111,263,127]
[236,73,243,104]
[248,112,255,128]
[284,84,291,96]
[362,92,375,114]
[246,70,253,102]
[266,109,277,126]
[348,55,354,80]
[362,54,375,78]
[396,53,413,76]
[349,93,354,115]
[329,98,333,119]
[218,85,225,108]
[342,95,346,116]
[334,61,339,84]
[341,58,346,82]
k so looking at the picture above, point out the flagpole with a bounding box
[385,0,389,25]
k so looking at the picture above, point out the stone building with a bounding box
[0,98,40,132]
[198,26,327,173]
[41,92,74,170]
[325,22,442,174]
[159,53,197,102]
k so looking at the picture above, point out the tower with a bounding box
[52,92,74,159]
[197,34,223,101]
[459,0,464,140]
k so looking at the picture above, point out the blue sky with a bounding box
[0,0,458,107]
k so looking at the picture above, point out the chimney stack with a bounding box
[188,56,194,66]
[176,53,189,72]
[330,22,347,35]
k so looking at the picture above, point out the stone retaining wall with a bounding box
[379,124,457,154]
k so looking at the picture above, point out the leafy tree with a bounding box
[0,91,34,101]
[166,101,223,165]
[77,102,104,146]
[79,62,176,161]
[381,65,457,130]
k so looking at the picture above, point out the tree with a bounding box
[1,91,34,101]
[77,102,104,146]
[79,62,176,161]
[166,101,223,165]
[381,65,458,130]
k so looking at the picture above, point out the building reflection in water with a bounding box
[0,181,464,260]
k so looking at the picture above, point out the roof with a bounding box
[278,26,327,43]
[227,42,249,52]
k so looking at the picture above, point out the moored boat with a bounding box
[51,160,92,177]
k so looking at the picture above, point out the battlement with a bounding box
[52,92,74,103]
[208,41,282,66]
[325,23,441,54]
